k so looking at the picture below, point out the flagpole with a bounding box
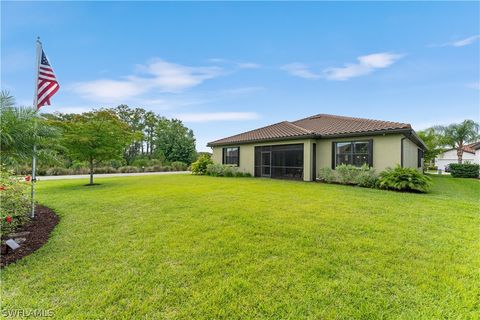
[31,37,42,218]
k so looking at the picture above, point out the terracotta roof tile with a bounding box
[463,142,480,153]
[291,114,411,136]
[208,121,314,146]
[208,114,413,146]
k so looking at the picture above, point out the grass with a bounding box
[2,174,479,319]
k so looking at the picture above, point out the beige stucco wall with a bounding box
[211,138,314,181]
[316,134,403,173]
[402,137,421,169]
[212,133,423,181]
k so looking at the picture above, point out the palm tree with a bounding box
[0,90,60,166]
[435,120,480,164]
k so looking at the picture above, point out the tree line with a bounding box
[1,91,198,184]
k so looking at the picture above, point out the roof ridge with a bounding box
[293,113,411,127]
[284,121,315,134]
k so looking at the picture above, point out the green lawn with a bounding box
[2,174,479,319]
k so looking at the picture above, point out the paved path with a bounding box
[37,171,190,181]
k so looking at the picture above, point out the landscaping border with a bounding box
[1,205,59,268]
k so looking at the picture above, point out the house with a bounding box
[207,114,427,181]
[435,142,480,171]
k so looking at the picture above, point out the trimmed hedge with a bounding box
[449,163,480,178]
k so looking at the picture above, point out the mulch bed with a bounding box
[1,205,59,268]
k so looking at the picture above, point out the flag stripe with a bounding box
[38,84,59,106]
[36,49,59,109]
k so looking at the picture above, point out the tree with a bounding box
[417,128,444,166]
[111,105,146,164]
[435,120,480,164]
[154,118,196,164]
[0,90,60,166]
[58,110,134,185]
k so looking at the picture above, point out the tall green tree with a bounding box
[111,105,146,164]
[417,128,444,166]
[57,110,134,185]
[154,118,196,164]
[435,120,479,164]
[0,90,60,167]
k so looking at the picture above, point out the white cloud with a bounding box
[174,112,259,123]
[430,35,480,48]
[237,62,261,69]
[281,63,321,79]
[450,35,480,47]
[72,58,223,103]
[324,52,404,81]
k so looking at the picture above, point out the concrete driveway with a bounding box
[37,171,190,181]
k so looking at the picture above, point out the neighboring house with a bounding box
[207,114,427,181]
[435,142,480,171]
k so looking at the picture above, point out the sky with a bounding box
[2,2,479,151]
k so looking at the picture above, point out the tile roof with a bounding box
[207,114,413,146]
[291,114,411,136]
[207,121,315,146]
[463,142,480,154]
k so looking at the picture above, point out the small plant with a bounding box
[0,167,31,236]
[317,167,335,183]
[448,163,479,178]
[377,165,432,193]
[191,155,213,175]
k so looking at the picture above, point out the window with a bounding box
[333,140,372,168]
[417,149,424,168]
[222,147,239,166]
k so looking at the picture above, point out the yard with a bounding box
[1,174,479,319]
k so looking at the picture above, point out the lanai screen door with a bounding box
[255,144,303,180]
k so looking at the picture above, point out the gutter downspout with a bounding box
[400,137,406,168]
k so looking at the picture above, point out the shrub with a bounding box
[335,164,359,184]
[118,166,140,173]
[354,165,378,188]
[205,164,239,177]
[171,161,188,171]
[73,167,89,174]
[317,167,335,183]
[109,159,126,169]
[377,165,432,193]
[223,166,236,177]
[235,171,252,177]
[131,158,150,168]
[0,167,31,236]
[94,166,117,174]
[205,163,224,177]
[191,155,213,175]
[46,167,73,176]
[449,163,479,178]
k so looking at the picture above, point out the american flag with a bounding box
[36,49,59,109]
